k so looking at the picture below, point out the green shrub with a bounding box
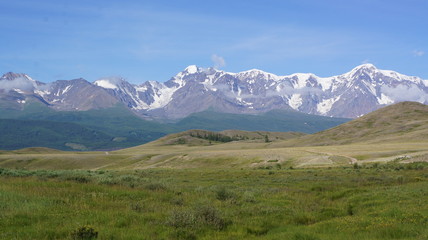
[65,175,90,183]
[242,191,257,203]
[347,204,354,216]
[167,209,197,229]
[70,225,98,240]
[167,205,230,231]
[130,202,144,212]
[170,197,184,206]
[246,227,269,236]
[215,187,235,201]
[292,214,316,225]
[293,232,319,240]
[145,182,167,191]
[194,205,230,230]
[173,229,197,240]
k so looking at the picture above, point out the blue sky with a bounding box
[1,0,427,83]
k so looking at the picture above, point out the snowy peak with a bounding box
[184,65,198,74]
[344,63,378,79]
[174,65,204,78]
[1,72,29,81]
[354,63,377,70]
[0,72,38,93]
[235,69,281,82]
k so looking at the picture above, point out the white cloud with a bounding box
[413,50,425,57]
[269,83,322,97]
[381,84,428,103]
[97,76,124,84]
[211,54,226,69]
[0,77,35,92]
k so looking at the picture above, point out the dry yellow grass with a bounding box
[1,141,427,170]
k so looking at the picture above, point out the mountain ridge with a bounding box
[1,64,427,119]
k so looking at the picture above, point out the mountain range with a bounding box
[1,64,427,119]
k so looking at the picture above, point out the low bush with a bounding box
[215,187,235,201]
[70,225,98,240]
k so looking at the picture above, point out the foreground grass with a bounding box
[0,163,427,239]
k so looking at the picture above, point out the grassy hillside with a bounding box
[175,109,350,133]
[276,101,428,147]
[0,101,174,136]
[148,129,306,146]
[0,119,118,151]
[0,102,174,150]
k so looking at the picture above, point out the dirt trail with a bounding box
[303,150,357,164]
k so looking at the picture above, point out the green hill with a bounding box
[0,119,116,150]
[0,101,174,150]
[149,129,306,146]
[175,109,350,133]
[279,101,428,147]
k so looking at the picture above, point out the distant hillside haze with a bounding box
[0,101,349,151]
[1,64,427,119]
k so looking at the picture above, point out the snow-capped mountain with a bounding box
[1,64,427,118]
[0,74,118,111]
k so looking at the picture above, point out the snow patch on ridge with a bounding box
[289,93,302,110]
[149,86,177,109]
[317,77,333,91]
[377,93,394,105]
[317,96,341,115]
[62,85,72,95]
[288,73,313,89]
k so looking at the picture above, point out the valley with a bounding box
[1,102,426,170]
[0,101,427,240]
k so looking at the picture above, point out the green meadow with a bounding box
[1,163,427,240]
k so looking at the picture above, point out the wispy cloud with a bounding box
[227,27,366,61]
[382,84,428,103]
[413,50,425,57]
[0,77,35,92]
[211,54,226,69]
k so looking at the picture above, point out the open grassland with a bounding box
[280,101,428,147]
[1,163,427,239]
[0,141,427,170]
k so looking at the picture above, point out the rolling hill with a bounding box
[0,119,115,150]
[147,129,306,146]
[276,101,428,147]
[174,109,349,133]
